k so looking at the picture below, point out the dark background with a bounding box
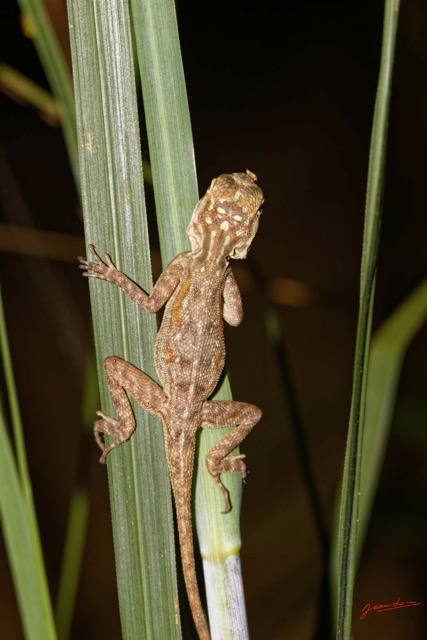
[0,1,426,638]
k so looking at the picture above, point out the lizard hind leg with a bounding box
[95,355,166,463]
[201,400,262,512]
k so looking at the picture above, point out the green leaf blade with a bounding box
[130,1,249,635]
[67,0,180,637]
[130,0,198,258]
[331,2,401,638]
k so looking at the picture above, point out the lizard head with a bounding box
[186,169,264,259]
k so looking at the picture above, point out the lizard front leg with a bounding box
[201,401,262,512]
[95,355,166,463]
[78,244,188,312]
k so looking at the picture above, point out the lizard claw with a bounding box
[104,253,115,268]
[88,244,101,261]
[88,244,116,268]
[88,244,107,267]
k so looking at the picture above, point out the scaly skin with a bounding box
[79,170,264,639]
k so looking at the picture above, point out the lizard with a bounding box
[79,170,264,640]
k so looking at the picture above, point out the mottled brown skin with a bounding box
[79,170,263,640]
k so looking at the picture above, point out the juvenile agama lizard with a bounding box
[79,170,264,640]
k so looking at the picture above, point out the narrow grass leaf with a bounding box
[0,288,56,640]
[55,352,98,640]
[130,1,248,636]
[16,0,78,184]
[0,410,57,640]
[331,2,401,638]
[67,0,179,638]
[55,481,89,640]
[129,0,198,256]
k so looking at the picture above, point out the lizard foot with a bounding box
[94,410,127,464]
[78,245,119,282]
[207,453,247,478]
[219,454,247,478]
[206,454,247,513]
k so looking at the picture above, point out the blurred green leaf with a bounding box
[55,352,98,640]
[357,278,427,562]
[17,0,78,184]
[0,63,60,122]
[0,288,56,640]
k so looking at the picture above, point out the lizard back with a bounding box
[154,258,228,417]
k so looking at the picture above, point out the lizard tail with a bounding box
[174,493,211,640]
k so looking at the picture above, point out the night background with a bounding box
[0,1,426,638]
